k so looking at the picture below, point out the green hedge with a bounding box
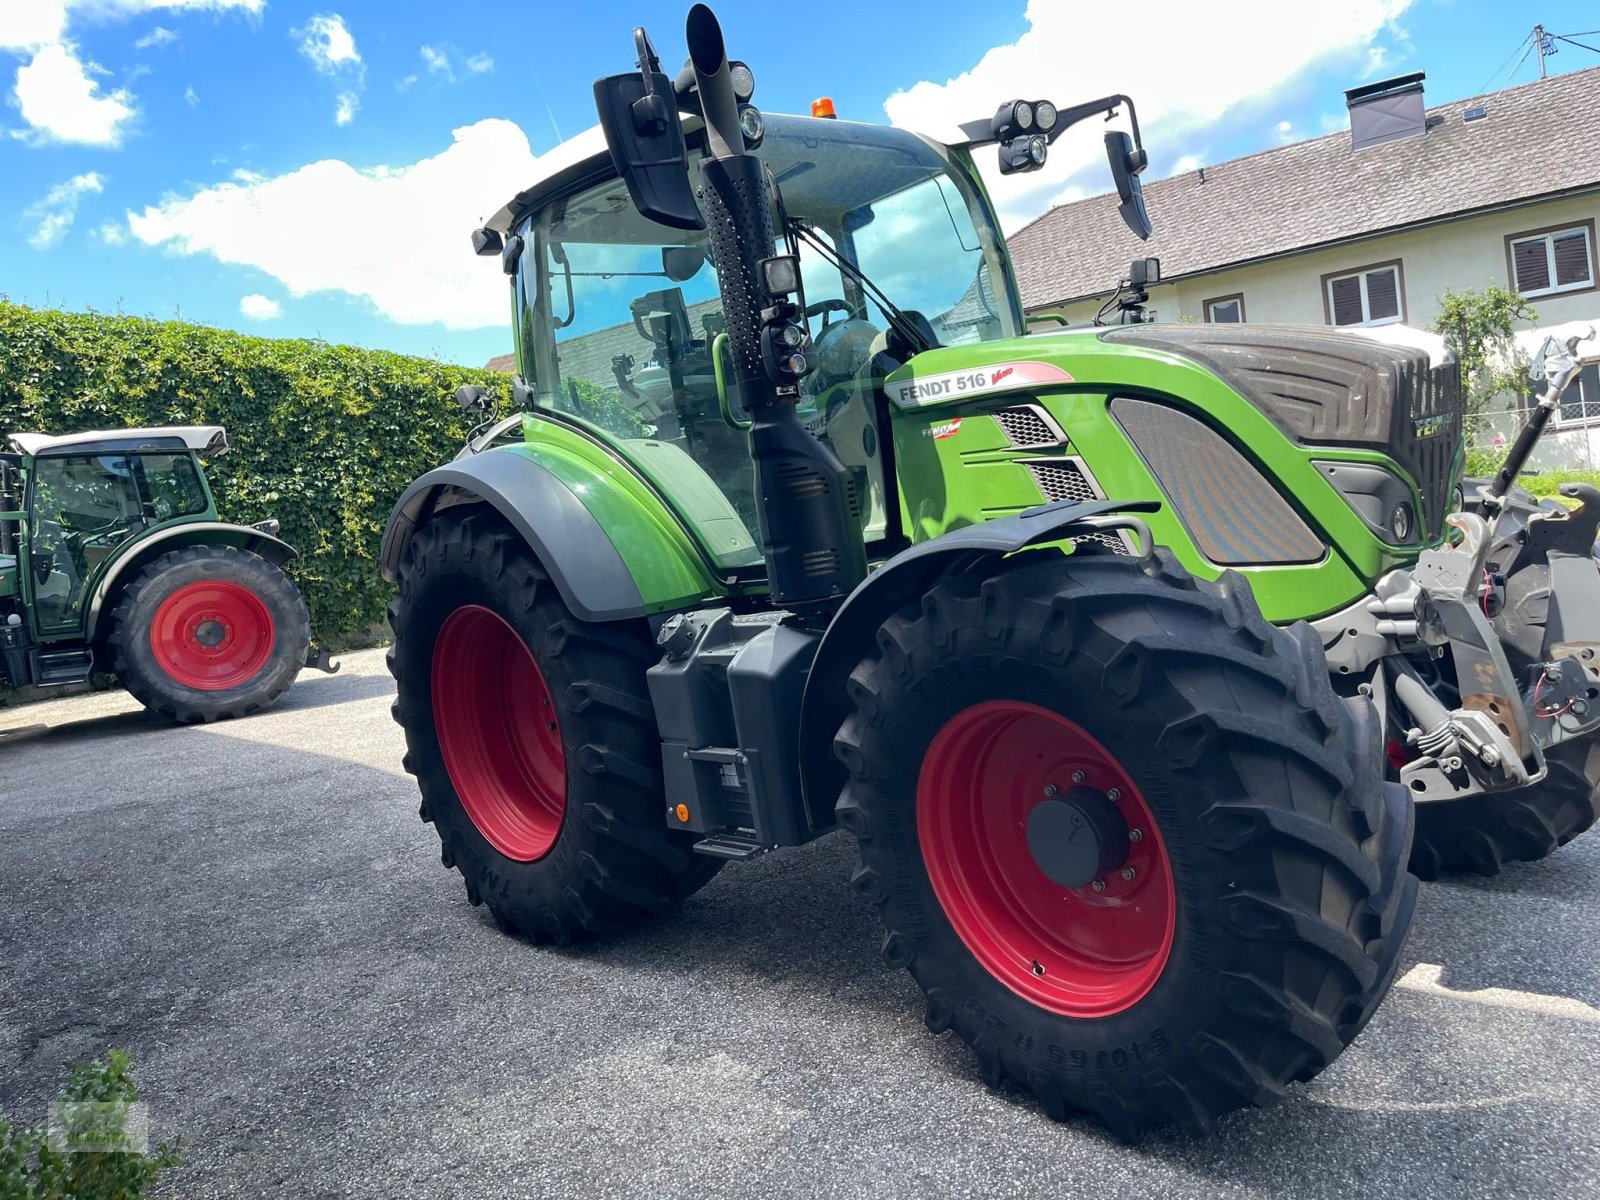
[0,301,500,649]
[1464,446,1600,505]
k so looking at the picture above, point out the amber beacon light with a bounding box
[811,96,837,119]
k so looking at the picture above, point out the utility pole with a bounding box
[1534,24,1549,78]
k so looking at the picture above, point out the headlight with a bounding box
[1014,101,1034,131]
[729,61,755,101]
[1028,134,1048,166]
[1390,502,1413,543]
[738,105,764,149]
[1035,100,1058,131]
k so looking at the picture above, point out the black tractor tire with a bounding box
[388,509,720,942]
[108,544,309,723]
[835,549,1416,1138]
[1410,740,1600,879]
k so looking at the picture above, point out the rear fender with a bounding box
[85,521,298,647]
[796,499,1158,829]
[381,444,721,623]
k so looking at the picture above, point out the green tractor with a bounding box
[383,5,1600,1134]
[1,425,312,722]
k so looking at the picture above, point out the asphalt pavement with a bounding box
[2,650,1598,1198]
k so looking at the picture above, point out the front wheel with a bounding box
[109,544,309,723]
[835,550,1417,1137]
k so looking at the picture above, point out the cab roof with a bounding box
[6,426,229,458]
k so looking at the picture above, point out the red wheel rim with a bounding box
[151,580,277,691]
[431,605,566,862]
[918,701,1176,1018]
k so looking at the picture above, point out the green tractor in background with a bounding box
[1,426,311,722]
[383,5,1600,1135]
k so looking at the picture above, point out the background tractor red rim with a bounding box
[917,700,1176,1018]
[431,605,566,862]
[150,579,277,691]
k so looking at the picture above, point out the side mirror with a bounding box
[594,28,705,231]
[454,385,494,414]
[661,245,707,281]
[1105,131,1151,241]
[471,227,503,256]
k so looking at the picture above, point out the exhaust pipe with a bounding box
[684,4,866,616]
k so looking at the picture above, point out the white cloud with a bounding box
[128,118,543,330]
[4,0,262,145]
[419,43,450,79]
[1171,153,1205,175]
[296,13,362,125]
[133,24,175,49]
[465,53,491,75]
[395,72,417,90]
[884,0,1412,230]
[183,83,196,105]
[97,219,126,244]
[239,293,281,320]
[12,42,136,145]
[0,0,68,51]
[297,13,359,73]
[23,171,104,247]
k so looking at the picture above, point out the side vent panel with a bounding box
[994,404,1066,449]
[1110,397,1325,566]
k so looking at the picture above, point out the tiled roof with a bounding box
[1008,64,1600,310]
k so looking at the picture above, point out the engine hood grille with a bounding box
[1102,324,1463,539]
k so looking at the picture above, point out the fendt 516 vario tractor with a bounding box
[383,5,1600,1135]
[1,426,312,722]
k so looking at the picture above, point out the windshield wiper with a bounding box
[786,219,937,355]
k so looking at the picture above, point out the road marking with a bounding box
[1397,962,1600,1024]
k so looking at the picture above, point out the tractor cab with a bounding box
[481,114,1027,573]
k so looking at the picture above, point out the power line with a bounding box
[1479,31,1533,93]
[1552,33,1600,55]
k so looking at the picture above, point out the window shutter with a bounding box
[1513,237,1551,292]
[1208,299,1241,323]
[1365,268,1399,320]
[1553,230,1592,288]
[1329,276,1363,325]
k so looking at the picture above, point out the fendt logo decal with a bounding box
[923,418,963,440]
[890,361,1073,408]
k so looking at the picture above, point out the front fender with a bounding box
[381,443,722,623]
[795,498,1158,828]
[86,521,298,643]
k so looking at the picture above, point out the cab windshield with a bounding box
[518,115,1018,569]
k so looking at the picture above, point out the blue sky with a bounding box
[3,0,1598,368]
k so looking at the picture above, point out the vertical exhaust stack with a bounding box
[684,4,866,616]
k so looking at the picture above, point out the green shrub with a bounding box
[0,301,505,648]
[0,1051,180,1199]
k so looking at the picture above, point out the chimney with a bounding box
[1345,72,1427,150]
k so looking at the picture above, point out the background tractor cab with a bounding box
[1,426,314,721]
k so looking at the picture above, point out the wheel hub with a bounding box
[1025,787,1130,889]
[192,618,227,648]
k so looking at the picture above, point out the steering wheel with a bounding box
[805,297,851,333]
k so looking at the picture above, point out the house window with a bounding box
[1204,294,1245,323]
[1323,262,1404,327]
[1506,222,1596,298]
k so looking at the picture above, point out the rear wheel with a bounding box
[388,509,719,940]
[108,544,308,723]
[835,550,1416,1137]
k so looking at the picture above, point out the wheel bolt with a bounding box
[1128,828,1143,842]
[1070,770,1086,785]
[1043,784,1058,798]
[1120,866,1136,881]
[1091,879,1105,893]
[1107,788,1121,803]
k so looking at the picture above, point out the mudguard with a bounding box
[383,446,708,624]
[795,498,1158,829]
[86,521,297,643]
